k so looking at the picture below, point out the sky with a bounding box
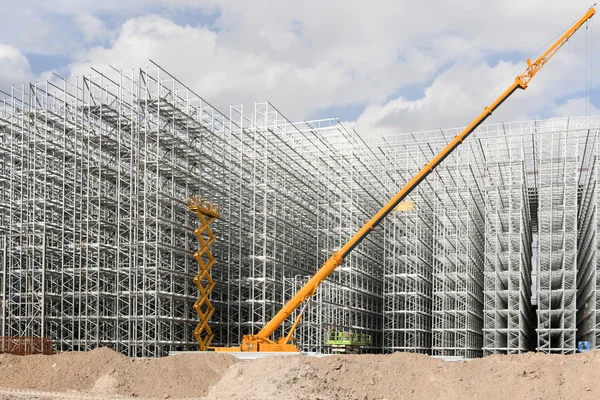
[0,0,598,137]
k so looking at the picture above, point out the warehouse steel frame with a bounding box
[1,63,600,357]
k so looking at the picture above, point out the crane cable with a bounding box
[585,5,595,118]
[588,16,594,118]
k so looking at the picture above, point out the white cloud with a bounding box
[68,14,442,120]
[352,61,520,136]
[1,0,598,131]
[553,97,599,117]
[68,15,218,79]
[350,18,597,136]
[75,13,111,42]
[0,44,32,91]
[351,46,594,136]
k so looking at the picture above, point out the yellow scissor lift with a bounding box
[188,196,220,351]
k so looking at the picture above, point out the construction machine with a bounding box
[212,6,596,353]
[326,330,372,354]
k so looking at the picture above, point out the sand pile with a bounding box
[207,351,600,400]
[0,347,237,399]
[0,348,600,399]
[205,355,331,400]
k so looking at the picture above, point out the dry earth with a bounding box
[0,348,598,399]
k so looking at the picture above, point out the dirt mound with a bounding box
[0,347,238,399]
[206,351,600,400]
[1,349,600,399]
[206,355,333,400]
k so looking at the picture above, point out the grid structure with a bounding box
[383,195,433,354]
[577,157,596,347]
[577,133,600,347]
[282,276,322,353]
[0,68,229,357]
[430,149,485,359]
[275,118,387,353]
[283,274,382,353]
[371,118,600,357]
[310,123,385,352]
[482,136,534,355]
[2,63,600,358]
[535,132,579,353]
[377,128,439,354]
[382,189,433,354]
[219,111,385,350]
[224,103,320,343]
[0,67,387,356]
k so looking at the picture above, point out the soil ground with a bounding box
[0,348,598,399]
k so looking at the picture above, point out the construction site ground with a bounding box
[0,347,598,399]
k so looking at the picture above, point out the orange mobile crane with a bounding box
[213,6,596,353]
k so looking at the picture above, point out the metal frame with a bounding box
[1,62,600,357]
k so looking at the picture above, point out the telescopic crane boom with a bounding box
[215,6,596,353]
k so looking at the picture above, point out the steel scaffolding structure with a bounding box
[0,63,389,356]
[379,140,434,353]
[430,149,485,359]
[535,132,579,353]
[382,194,433,354]
[278,118,386,352]
[372,118,600,357]
[0,66,387,357]
[3,61,600,358]
[225,103,321,343]
[284,274,381,353]
[0,67,229,357]
[577,133,600,347]
[482,136,534,355]
[283,276,322,353]
[219,110,385,351]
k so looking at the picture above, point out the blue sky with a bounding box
[0,0,598,136]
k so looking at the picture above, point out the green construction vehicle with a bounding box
[325,330,371,354]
